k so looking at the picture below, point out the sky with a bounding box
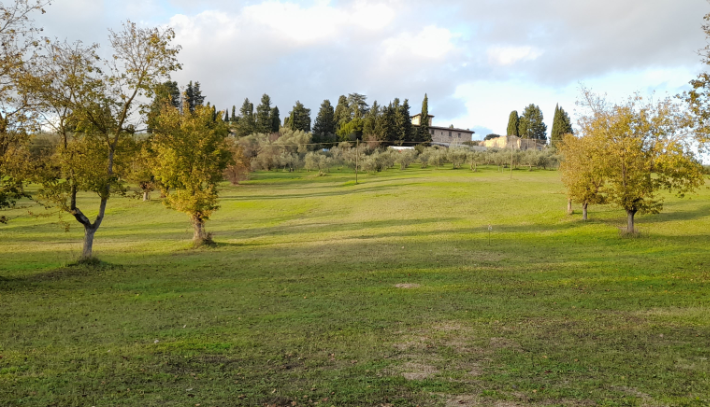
[36,0,710,139]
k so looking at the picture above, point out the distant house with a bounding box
[482,135,544,151]
[411,114,475,147]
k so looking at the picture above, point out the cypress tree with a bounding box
[506,110,520,136]
[270,106,280,133]
[313,100,336,143]
[231,106,237,122]
[224,110,229,122]
[288,101,311,132]
[417,94,431,143]
[550,104,573,144]
[399,99,413,144]
[256,94,273,133]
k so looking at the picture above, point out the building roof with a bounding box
[429,126,475,134]
[411,113,435,118]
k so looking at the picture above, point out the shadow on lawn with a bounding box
[222,182,424,201]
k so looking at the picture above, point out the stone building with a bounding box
[411,114,475,147]
[482,135,544,151]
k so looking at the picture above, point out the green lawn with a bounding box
[1,165,709,407]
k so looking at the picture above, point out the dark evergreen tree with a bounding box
[236,98,255,137]
[270,106,281,133]
[362,101,380,139]
[347,93,369,119]
[518,104,547,140]
[288,101,311,132]
[550,104,573,143]
[231,105,237,122]
[506,110,520,136]
[185,81,205,112]
[398,99,413,144]
[256,94,273,133]
[313,99,336,143]
[334,95,349,131]
[379,102,397,144]
[224,110,229,122]
[147,81,180,133]
[417,94,431,143]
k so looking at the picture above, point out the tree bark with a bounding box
[582,202,588,221]
[82,225,97,259]
[627,209,637,234]
[192,215,205,242]
[142,190,150,202]
[567,198,573,215]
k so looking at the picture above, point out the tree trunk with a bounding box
[627,209,636,234]
[82,225,97,259]
[567,198,573,215]
[192,215,205,242]
[582,202,588,221]
[142,190,150,202]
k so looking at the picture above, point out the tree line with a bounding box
[505,104,573,142]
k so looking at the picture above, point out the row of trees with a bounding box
[311,93,433,145]
[504,104,574,143]
[0,1,238,258]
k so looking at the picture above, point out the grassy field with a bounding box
[1,164,709,407]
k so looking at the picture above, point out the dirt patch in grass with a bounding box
[400,362,439,380]
[488,337,521,351]
[395,283,421,289]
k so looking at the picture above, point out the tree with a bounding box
[313,99,336,144]
[147,81,180,133]
[270,106,280,133]
[334,95,349,130]
[550,104,573,144]
[33,22,181,260]
[151,102,231,244]
[559,133,606,220]
[576,89,705,233]
[0,0,50,212]
[506,111,520,136]
[682,11,710,155]
[395,99,413,145]
[288,101,311,132]
[518,104,547,140]
[347,93,369,119]
[484,134,501,141]
[417,94,431,143]
[362,101,380,140]
[255,94,273,134]
[235,98,255,137]
[184,81,205,113]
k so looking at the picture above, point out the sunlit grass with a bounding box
[1,164,709,406]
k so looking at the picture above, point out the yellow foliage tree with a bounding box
[151,102,232,244]
[559,133,606,220]
[570,89,705,233]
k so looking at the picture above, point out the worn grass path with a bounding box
[1,165,709,407]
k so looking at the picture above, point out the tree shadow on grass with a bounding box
[221,182,424,201]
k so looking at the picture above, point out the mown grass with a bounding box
[1,164,709,407]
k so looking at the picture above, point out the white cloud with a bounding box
[382,26,457,60]
[240,0,395,45]
[487,46,544,66]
